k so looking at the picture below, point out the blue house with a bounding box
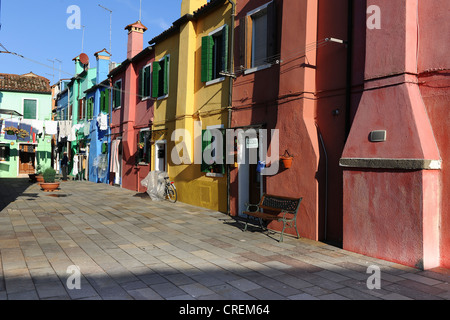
[84,49,111,184]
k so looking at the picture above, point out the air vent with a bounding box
[369,130,387,142]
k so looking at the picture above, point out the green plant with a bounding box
[43,167,57,183]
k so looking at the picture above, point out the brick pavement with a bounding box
[0,178,448,300]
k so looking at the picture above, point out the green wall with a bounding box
[0,90,52,177]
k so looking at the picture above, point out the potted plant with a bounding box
[40,167,60,192]
[280,150,294,169]
[17,129,30,139]
[138,142,145,149]
[4,126,18,136]
[35,164,45,183]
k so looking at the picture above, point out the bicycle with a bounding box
[164,176,177,203]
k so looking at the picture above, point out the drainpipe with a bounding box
[226,0,235,216]
[316,123,328,241]
[345,0,353,138]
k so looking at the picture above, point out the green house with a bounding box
[0,72,53,177]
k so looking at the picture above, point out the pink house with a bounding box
[109,21,155,191]
[341,0,449,269]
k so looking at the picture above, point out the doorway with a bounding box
[19,144,36,174]
[237,132,263,217]
[154,140,167,172]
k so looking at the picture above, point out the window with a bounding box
[23,99,37,120]
[100,89,110,114]
[113,80,122,109]
[139,64,151,100]
[0,145,10,161]
[240,1,277,72]
[201,25,229,83]
[137,129,152,164]
[152,56,170,99]
[201,126,225,175]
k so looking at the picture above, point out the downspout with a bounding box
[226,0,235,216]
[315,123,328,241]
[345,0,354,138]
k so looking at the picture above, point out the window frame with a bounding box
[137,128,152,165]
[202,24,229,86]
[201,124,225,177]
[113,79,123,109]
[152,55,170,100]
[140,63,152,101]
[22,98,38,120]
[0,144,10,162]
[243,1,276,75]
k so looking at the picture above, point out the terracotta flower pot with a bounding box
[40,182,60,192]
[36,175,44,183]
[281,156,293,169]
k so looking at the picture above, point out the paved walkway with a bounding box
[0,178,448,300]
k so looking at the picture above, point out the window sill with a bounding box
[206,172,223,178]
[137,162,149,166]
[205,77,226,87]
[141,96,152,101]
[244,63,272,75]
[157,95,169,101]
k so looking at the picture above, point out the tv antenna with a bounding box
[99,4,113,58]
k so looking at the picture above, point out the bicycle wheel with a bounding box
[166,183,177,203]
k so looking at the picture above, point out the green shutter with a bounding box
[144,66,150,98]
[152,61,161,98]
[163,56,169,96]
[201,129,213,173]
[221,25,229,73]
[105,89,110,113]
[100,91,104,113]
[139,68,144,99]
[23,99,37,120]
[201,36,214,82]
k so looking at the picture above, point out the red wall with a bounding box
[230,0,349,243]
[342,0,447,269]
[417,0,450,267]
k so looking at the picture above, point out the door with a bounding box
[154,141,166,172]
[237,133,262,217]
[19,144,36,174]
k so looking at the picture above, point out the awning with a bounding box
[0,109,23,117]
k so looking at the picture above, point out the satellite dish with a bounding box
[79,53,89,65]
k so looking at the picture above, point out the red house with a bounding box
[229,0,350,244]
[109,21,155,191]
[230,0,449,270]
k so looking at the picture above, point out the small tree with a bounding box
[43,167,57,183]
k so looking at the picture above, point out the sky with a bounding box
[0,0,183,84]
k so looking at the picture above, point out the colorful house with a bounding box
[229,0,350,244]
[341,0,450,269]
[84,49,112,184]
[64,54,97,179]
[0,72,53,177]
[147,0,233,212]
[109,21,155,189]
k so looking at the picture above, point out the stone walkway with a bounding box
[0,178,448,300]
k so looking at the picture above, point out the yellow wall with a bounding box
[152,3,232,213]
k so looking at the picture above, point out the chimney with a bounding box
[181,0,207,16]
[125,21,148,59]
[94,49,111,84]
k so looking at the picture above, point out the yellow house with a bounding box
[148,0,234,212]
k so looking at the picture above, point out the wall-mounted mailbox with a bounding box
[369,130,387,142]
